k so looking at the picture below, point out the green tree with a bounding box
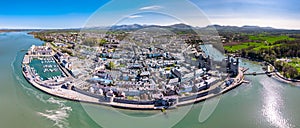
[108,61,115,70]
[98,39,108,46]
[282,63,289,77]
[287,67,298,78]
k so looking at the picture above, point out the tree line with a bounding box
[226,38,300,79]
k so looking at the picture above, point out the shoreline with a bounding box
[240,58,300,86]
[272,70,300,86]
[22,54,245,110]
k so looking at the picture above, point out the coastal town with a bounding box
[2,0,300,127]
[23,28,246,110]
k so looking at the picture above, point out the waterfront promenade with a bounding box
[262,64,300,86]
[273,71,300,86]
[177,68,244,106]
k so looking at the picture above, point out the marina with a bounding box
[28,57,65,81]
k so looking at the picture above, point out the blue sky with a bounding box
[0,0,299,29]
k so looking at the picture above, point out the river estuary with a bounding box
[0,32,300,128]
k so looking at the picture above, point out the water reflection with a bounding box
[260,79,294,128]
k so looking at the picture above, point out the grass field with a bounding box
[288,58,300,72]
[224,34,294,52]
[248,34,295,43]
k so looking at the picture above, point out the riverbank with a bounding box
[239,57,300,86]
[272,70,300,86]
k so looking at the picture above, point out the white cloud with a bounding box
[139,5,162,10]
[127,15,143,19]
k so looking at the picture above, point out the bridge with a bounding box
[244,71,275,76]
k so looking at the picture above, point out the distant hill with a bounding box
[109,24,144,30]
[106,23,193,31]
[101,23,300,34]
[241,25,274,29]
[107,24,277,31]
[203,24,300,34]
[168,23,193,29]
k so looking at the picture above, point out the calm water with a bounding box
[30,58,63,80]
[1,32,300,128]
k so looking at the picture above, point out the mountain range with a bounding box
[97,23,300,34]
